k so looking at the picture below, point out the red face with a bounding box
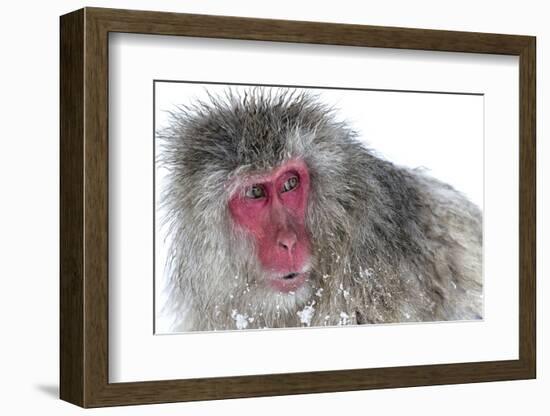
[228,160,312,293]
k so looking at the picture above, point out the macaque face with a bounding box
[228,160,312,293]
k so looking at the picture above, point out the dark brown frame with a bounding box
[60,7,536,408]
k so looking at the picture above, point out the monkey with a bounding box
[157,88,482,332]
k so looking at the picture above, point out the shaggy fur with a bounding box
[158,88,483,331]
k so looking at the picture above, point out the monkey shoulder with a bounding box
[402,169,483,320]
[350,163,483,322]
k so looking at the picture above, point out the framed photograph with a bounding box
[60,7,536,408]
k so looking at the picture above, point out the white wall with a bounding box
[0,0,545,414]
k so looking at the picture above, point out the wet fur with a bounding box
[158,89,483,331]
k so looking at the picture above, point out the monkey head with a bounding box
[160,88,360,326]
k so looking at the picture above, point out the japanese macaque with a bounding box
[158,88,482,331]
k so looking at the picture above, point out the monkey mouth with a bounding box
[283,273,299,280]
[267,271,309,293]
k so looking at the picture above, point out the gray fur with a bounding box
[158,88,482,331]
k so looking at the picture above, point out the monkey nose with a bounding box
[277,232,297,253]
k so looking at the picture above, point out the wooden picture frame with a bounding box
[60,7,536,408]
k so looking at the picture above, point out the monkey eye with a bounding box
[245,184,266,199]
[282,176,299,193]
